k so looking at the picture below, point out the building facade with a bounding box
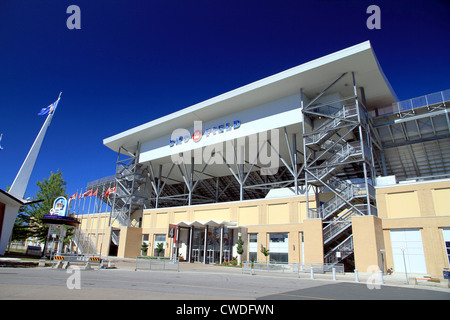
[73,41,450,277]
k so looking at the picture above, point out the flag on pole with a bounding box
[83,189,93,197]
[69,192,78,200]
[38,95,61,116]
[105,186,116,198]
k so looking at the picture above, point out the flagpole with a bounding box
[77,188,83,216]
[87,192,92,214]
[73,190,78,217]
[82,191,87,215]
[99,182,111,256]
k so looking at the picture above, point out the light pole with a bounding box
[401,247,409,284]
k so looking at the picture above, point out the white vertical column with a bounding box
[219,226,224,264]
[203,226,207,264]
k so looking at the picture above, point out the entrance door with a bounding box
[442,228,450,265]
[390,229,427,274]
[207,227,222,264]
[192,228,204,262]
[176,229,189,261]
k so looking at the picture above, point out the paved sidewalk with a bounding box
[105,257,450,293]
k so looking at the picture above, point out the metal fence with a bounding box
[135,257,180,272]
[376,89,450,117]
[243,262,344,275]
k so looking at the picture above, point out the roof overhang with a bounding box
[104,40,397,155]
[176,220,237,228]
[0,189,42,207]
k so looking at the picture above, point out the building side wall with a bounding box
[118,226,142,258]
[352,215,385,273]
[76,180,450,276]
[376,179,450,219]
[141,196,318,262]
[374,180,450,276]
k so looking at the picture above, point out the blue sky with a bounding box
[0,0,449,199]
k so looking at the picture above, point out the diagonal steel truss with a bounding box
[142,129,305,208]
[109,143,151,227]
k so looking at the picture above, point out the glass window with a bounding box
[248,233,258,262]
[269,252,288,263]
[154,234,166,256]
[269,233,288,243]
[269,233,289,264]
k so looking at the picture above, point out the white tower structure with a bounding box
[0,93,61,255]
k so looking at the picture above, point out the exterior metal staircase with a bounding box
[307,141,369,183]
[304,104,359,150]
[72,143,151,255]
[111,145,149,228]
[301,72,378,269]
[72,228,98,255]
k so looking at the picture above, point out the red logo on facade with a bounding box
[193,129,202,142]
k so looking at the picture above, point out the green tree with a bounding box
[236,236,244,255]
[261,246,270,264]
[236,235,244,264]
[12,170,68,243]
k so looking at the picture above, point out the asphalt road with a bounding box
[0,267,449,301]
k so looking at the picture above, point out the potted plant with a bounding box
[261,246,269,264]
[156,242,164,257]
[236,235,244,265]
[141,242,148,256]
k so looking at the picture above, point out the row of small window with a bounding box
[248,233,289,263]
[249,233,288,243]
[143,234,166,256]
[249,252,288,263]
[143,234,166,243]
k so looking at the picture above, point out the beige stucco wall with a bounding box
[117,226,142,258]
[352,215,385,273]
[139,195,319,262]
[373,179,450,276]
[75,179,450,276]
[376,179,450,219]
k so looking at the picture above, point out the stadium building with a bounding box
[71,41,450,277]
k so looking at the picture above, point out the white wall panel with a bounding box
[390,229,427,274]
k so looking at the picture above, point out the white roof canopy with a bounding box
[104,41,396,155]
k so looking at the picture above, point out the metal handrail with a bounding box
[307,141,367,181]
[324,234,353,265]
[309,178,375,219]
[243,261,345,274]
[376,89,450,117]
[73,228,98,255]
[135,256,180,272]
[304,104,359,145]
[322,204,377,243]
